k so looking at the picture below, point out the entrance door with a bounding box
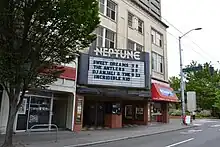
[83,101,105,127]
[84,101,96,126]
[28,97,50,130]
[96,103,105,126]
[52,99,67,128]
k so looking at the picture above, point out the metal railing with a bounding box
[28,124,58,142]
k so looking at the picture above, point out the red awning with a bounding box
[59,66,76,80]
[151,83,179,102]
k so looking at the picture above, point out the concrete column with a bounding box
[143,101,148,125]
[0,90,9,134]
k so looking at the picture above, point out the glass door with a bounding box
[28,97,50,130]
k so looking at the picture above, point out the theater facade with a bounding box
[73,47,151,131]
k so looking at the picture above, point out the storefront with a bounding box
[0,66,77,134]
[74,47,151,131]
[15,90,72,132]
[150,79,179,123]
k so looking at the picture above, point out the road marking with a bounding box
[193,123,202,126]
[197,120,218,123]
[165,138,194,147]
[180,129,202,134]
[210,124,220,128]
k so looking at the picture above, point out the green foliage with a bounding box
[169,61,220,111]
[185,61,220,110]
[169,76,181,108]
[214,91,220,110]
[0,0,99,98]
[0,0,99,146]
[169,109,182,116]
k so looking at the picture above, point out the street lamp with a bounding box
[179,28,202,124]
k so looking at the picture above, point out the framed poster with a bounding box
[18,99,27,114]
[76,99,83,124]
[125,105,133,119]
[135,106,144,120]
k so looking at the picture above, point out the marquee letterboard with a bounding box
[88,56,145,88]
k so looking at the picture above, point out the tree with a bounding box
[185,61,220,110]
[169,76,180,97]
[0,0,100,146]
[169,76,181,109]
[169,61,220,111]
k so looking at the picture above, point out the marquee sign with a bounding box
[88,56,145,88]
[93,47,141,60]
[78,47,150,89]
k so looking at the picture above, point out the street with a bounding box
[89,119,220,147]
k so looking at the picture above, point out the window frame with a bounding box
[151,29,163,48]
[96,26,116,48]
[152,52,164,73]
[128,12,134,28]
[99,0,117,21]
[127,39,135,50]
[138,18,144,34]
[105,28,115,48]
[127,39,143,52]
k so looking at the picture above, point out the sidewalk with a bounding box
[0,119,195,147]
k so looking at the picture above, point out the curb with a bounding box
[64,125,196,147]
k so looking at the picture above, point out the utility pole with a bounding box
[179,28,202,124]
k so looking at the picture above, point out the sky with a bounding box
[161,0,220,77]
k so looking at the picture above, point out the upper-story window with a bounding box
[127,39,143,52]
[128,12,134,27]
[128,12,144,35]
[99,0,117,21]
[138,19,144,34]
[151,29,163,47]
[152,52,163,73]
[96,26,115,48]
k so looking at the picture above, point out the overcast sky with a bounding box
[161,0,220,77]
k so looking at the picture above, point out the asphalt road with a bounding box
[90,119,220,147]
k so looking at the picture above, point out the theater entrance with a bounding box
[83,100,105,128]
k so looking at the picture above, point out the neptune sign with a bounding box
[159,88,174,97]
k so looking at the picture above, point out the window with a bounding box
[128,12,134,27]
[138,19,144,34]
[107,0,116,20]
[97,27,104,47]
[99,0,105,14]
[105,29,115,48]
[99,0,117,21]
[136,43,143,52]
[158,55,163,73]
[156,32,162,47]
[96,26,115,48]
[151,30,156,44]
[151,29,163,47]
[152,52,157,70]
[127,39,143,51]
[152,52,164,73]
[127,39,135,50]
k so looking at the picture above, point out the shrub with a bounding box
[169,109,182,116]
[199,110,211,117]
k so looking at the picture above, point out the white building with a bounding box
[0,0,175,134]
[96,0,168,82]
